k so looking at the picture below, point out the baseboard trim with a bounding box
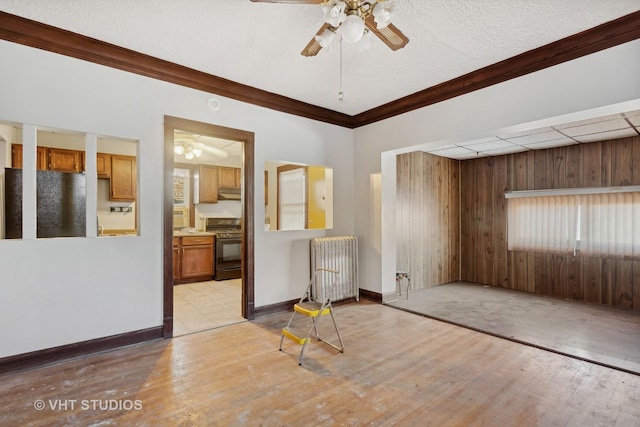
[254,299,298,317]
[0,326,163,376]
[359,288,383,303]
[255,289,382,317]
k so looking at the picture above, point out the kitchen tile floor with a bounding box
[173,278,246,336]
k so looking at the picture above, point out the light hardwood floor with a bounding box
[1,301,639,426]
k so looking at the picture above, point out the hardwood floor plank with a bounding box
[1,301,639,426]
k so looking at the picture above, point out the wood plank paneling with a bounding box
[405,137,638,308]
[478,158,495,285]
[633,138,640,185]
[582,142,602,188]
[493,156,509,287]
[460,136,640,308]
[396,152,460,291]
[566,255,583,301]
[602,258,613,306]
[634,261,640,311]
[460,159,475,282]
[583,257,603,304]
[611,138,634,186]
[613,259,633,309]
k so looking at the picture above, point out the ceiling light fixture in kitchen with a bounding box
[174,137,229,160]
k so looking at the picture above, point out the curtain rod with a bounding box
[505,186,640,199]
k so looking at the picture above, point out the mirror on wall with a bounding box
[264,160,333,231]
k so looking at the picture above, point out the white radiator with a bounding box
[310,236,359,302]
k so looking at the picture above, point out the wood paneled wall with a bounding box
[460,136,640,310]
[396,152,460,290]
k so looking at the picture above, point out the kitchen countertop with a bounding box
[173,230,214,237]
[101,229,137,237]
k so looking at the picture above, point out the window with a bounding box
[278,166,306,231]
[506,187,640,258]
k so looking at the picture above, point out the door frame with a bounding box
[163,115,255,337]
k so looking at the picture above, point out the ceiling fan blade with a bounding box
[365,15,409,51]
[250,0,325,4]
[301,23,332,57]
[198,144,229,158]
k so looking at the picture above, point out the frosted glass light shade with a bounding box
[315,29,335,48]
[341,14,365,43]
[323,1,346,27]
[373,4,393,29]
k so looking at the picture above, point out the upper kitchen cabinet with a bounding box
[198,165,219,203]
[218,166,241,190]
[96,152,111,179]
[11,144,48,170]
[110,155,137,201]
[48,147,84,173]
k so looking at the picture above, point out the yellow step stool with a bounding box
[279,268,344,366]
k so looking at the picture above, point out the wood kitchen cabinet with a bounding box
[12,145,111,178]
[96,153,111,178]
[110,155,136,201]
[218,166,241,190]
[198,165,219,203]
[173,237,181,282]
[48,147,84,172]
[11,144,48,170]
[173,235,214,284]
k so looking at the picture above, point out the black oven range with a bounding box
[206,217,242,280]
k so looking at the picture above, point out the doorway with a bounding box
[163,116,255,338]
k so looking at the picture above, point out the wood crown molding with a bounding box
[1,10,639,129]
[352,10,640,127]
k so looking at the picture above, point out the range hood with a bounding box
[218,188,241,200]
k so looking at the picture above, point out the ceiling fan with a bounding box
[250,0,409,56]
[174,133,229,160]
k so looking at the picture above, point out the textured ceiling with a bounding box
[0,1,638,116]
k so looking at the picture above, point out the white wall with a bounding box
[354,39,640,297]
[3,35,636,360]
[0,40,354,358]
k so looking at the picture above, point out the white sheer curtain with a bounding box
[507,189,640,257]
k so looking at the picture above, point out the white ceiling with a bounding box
[0,0,638,117]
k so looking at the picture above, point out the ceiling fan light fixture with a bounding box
[341,13,365,43]
[174,144,185,155]
[373,3,393,29]
[323,1,347,27]
[314,28,335,48]
[192,147,202,157]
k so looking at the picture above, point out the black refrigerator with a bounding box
[4,168,86,239]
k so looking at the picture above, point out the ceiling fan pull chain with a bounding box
[338,36,344,101]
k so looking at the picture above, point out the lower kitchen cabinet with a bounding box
[173,235,214,284]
